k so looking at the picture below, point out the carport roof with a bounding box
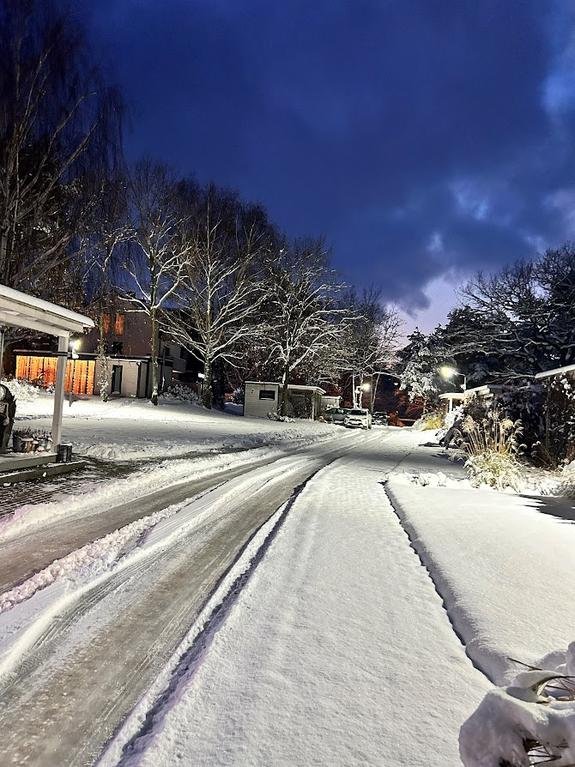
[0,284,94,337]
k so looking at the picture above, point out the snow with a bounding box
[9,392,334,460]
[386,479,575,684]
[108,431,489,766]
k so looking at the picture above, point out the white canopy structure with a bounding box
[0,284,94,447]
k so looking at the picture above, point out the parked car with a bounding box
[343,408,372,429]
[324,407,352,424]
[372,411,388,426]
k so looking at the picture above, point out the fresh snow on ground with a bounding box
[115,431,489,767]
[10,392,334,460]
[386,479,575,684]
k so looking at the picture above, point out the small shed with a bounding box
[244,381,326,419]
[0,284,94,463]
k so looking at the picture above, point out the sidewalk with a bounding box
[131,433,489,766]
[386,478,575,684]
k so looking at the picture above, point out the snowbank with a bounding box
[460,647,575,766]
[11,393,334,460]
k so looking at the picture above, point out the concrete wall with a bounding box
[244,382,279,418]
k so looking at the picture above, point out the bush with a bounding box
[460,410,523,490]
[162,383,201,405]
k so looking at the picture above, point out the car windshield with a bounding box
[349,409,367,415]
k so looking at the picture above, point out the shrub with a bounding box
[162,383,201,405]
[461,410,524,490]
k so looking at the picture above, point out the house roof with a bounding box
[245,381,326,395]
[535,363,575,380]
[0,284,94,337]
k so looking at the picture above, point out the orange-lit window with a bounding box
[102,314,111,334]
[114,313,125,336]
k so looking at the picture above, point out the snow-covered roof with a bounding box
[245,381,326,394]
[0,284,94,337]
[535,363,575,380]
[439,392,465,401]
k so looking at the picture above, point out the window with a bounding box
[259,389,276,400]
[102,314,111,334]
[114,313,125,336]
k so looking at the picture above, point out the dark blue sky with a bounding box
[80,0,575,326]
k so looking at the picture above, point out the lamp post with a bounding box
[68,339,80,407]
[439,365,467,392]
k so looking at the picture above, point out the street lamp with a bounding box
[439,365,467,392]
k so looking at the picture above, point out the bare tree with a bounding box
[124,161,191,405]
[460,245,575,379]
[0,0,122,297]
[340,288,401,409]
[264,241,350,416]
[167,185,275,408]
[80,172,130,400]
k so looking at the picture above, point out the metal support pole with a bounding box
[52,334,69,447]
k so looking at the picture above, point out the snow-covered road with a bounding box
[100,430,489,767]
[0,430,367,766]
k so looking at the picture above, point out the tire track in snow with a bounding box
[103,431,388,767]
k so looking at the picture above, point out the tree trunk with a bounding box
[279,366,290,417]
[150,312,159,406]
[370,373,380,413]
[201,357,213,409]
[96,313,111,402]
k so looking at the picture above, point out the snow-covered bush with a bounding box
[461,411,523,490]
[542,373,575,468]
[0,378,40,401]
[162,383,201,405]
[460,646,575,766]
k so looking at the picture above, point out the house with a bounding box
[13,306,199,399]
[244,381,326,419]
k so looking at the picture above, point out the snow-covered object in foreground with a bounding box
[460,645,575,766]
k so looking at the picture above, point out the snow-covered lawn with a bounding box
[12,392,334,460]
[103,430,489,767]
[386,478,575,684]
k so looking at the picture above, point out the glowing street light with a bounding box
[439,365,467,391]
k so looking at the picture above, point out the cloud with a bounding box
[82,0,575,325]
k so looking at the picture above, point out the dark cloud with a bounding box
[81,0,575,311]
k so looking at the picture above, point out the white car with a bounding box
[343,408,372,429]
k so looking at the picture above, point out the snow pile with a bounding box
[390,470,468,488]
[1,378,41,401]
[11,394,334,460]
[0,504,179,612]
[460,646,575,766]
